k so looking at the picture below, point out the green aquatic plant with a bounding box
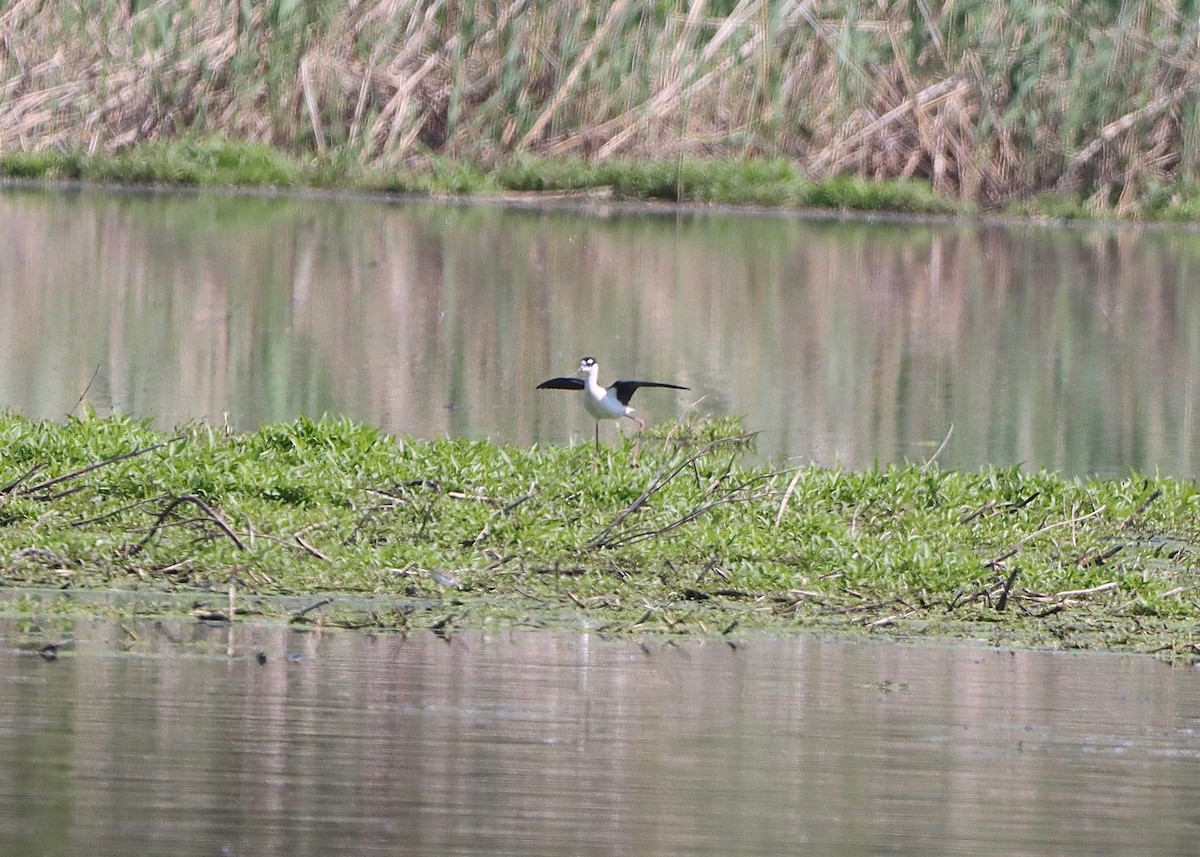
[1,412,1198,655]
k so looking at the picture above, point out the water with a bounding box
[6,185,1200,476]
[8,187,1200,854]
[0,617,1197,856]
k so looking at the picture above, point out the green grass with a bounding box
[3,411,1200,655]
[0,140,964,215]
[0,139,298,188]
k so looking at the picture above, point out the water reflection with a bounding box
[1,618,1199,856]
[4,186,1200,476]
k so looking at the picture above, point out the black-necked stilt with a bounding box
[537,356,688,465]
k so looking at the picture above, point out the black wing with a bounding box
[610,380,688,406]
[536,377,585,391]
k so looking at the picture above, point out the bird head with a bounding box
[577,356,598,379]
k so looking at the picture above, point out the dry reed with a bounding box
[2,0,1198,207]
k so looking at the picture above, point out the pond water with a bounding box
[6,185,1200,852]
[5,185,1200,476]
[1,617,1199,856]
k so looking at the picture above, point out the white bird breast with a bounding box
[584,388,631,421]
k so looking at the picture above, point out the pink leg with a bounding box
[628,415,645,467]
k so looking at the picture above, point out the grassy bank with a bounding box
[3,412,1199,657]
[0,139,958,214]
[4,1,1200,217]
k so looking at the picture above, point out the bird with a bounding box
[537,356,688,466]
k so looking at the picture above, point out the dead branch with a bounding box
[995,566,1020,611]
[1121,488,1162,527]
[503,481,538,512]
[68,365,101,417]
[958,499,996,524]
[774,467,805,526]
[21,436,183,497]
[920,423,953,473]
[294,535,329,561]
[139,494,245,550]
[71,494,167,528]
[291,597,334,621]
[593,483,775,549]
[587,433,757,548]
[1052,581,1119,599]
[985,506,1106,567]
[1,464,44,495]
[812,78,971,172]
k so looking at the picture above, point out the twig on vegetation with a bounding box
[71,495,167,528]
[1121,488,1162,527]
[774,467,805,526]
[946,583,993,612]
[154,558,192,576]
[586,433,757,549]
[1072,543,1123,567]
[139,494,245,550]
[504,481,538,512]
[1051,581,1119,600]
[705,455,738,495]
[36,484,91,502]
[345,493,405,545]
[1,464,44,496]
[291,597,334,622]
[776,590,827,612]
[533,562,586,575]
[985,506,1106,568]
[512,584,548,603]
[594,479,774,550]
[959,499,996,524]
[68,365,102,417]
[995,566,1020,611]
[446,490,496,503]
[21,436,183,498]
[294,534,329,561]
[920,423,953,473]
[867,606,919,628]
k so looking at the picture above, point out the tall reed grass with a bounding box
[2,0,1198,209]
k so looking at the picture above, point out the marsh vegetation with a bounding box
[4,1,1200,216]
[3,412,1199,656]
